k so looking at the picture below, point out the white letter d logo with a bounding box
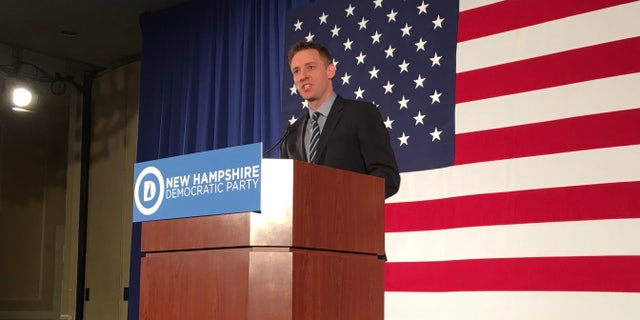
[143,181,156,201]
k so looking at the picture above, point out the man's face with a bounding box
[290,48,336,109]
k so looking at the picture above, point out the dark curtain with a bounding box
[129,0,314,318]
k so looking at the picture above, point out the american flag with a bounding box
[283,0,640,319]
[283,0,457,171]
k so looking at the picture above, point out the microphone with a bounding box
[262,124,296,157]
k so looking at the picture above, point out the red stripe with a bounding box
[458,0,635,42]
[385,256,640,292]
[454,108,640,165]
[385,181,640,232]
[456,37,640,103]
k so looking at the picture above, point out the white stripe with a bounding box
[385,291,640,320]
[387,145,640,203]
[457,2,640,72]
[459,0,503,12]
[456,73,640,133]
[386,218,640,262]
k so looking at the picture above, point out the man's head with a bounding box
[288,41,336,110]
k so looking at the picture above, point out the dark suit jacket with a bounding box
[280,95,400,198]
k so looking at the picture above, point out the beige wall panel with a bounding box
[0,47,71,318]
[83,62,139,320]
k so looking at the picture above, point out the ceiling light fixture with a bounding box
[10,85,37,112]
[11,86,33,107]
[1,59,81,112]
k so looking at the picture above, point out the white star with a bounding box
[387,9,397,22]
[343,38,353,51]
[384,45,396,58]
[417,1,429,15]
[430,127,443,141]
[288,115,298,125]
[358,17,369,30]
[398,96,410,109]
[398,132,410,146]
[305,32,314,42]
[415,37,427,51]
[354,86,365,99]
[302,100,309,109]
[294,19,303,31]
[413,111,426,125]
[341,72,351,85]
[374,0,383,9]
[319,12,328,24]
[369,66,380,79]
[398,59,410,73]
[383,81,394,94]
[356,51,366,65]
[332,58,339,67]
[401,23,412,37]
[430,52,442,66]
[414,74,426,88]
[433,15,445,29]
[430,89,442,104]
[331,25,341,37]
[290,84,297,95]
[371,31,382,44]
[384,116,394,129]
[345,4,356,17]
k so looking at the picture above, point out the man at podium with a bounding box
[281,41,401,198]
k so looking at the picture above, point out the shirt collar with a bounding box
[308,91,336,118]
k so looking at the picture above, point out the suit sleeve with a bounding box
[357,104,401,198]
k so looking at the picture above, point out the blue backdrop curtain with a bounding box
[129,0,314,318]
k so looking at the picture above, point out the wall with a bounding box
[84,62,139,320]
[0,45,74,320]
[60,62,140,320]
[0,43,140,320]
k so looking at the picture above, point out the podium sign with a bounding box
[133,143,262,222]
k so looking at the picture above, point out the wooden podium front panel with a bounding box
[291,249,384,320]
[140,249,251,320]
[292,162,385,255]
[139,248,383,320]
[141,160,384,255]
[247,250,294,319]
[141,213,252,252]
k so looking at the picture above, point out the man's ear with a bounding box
[327,64,336,79]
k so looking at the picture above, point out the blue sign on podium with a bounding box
[132,143,262,222]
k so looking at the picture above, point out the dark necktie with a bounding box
[309,112,320,162]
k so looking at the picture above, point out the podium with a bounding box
[138,159,385,319]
